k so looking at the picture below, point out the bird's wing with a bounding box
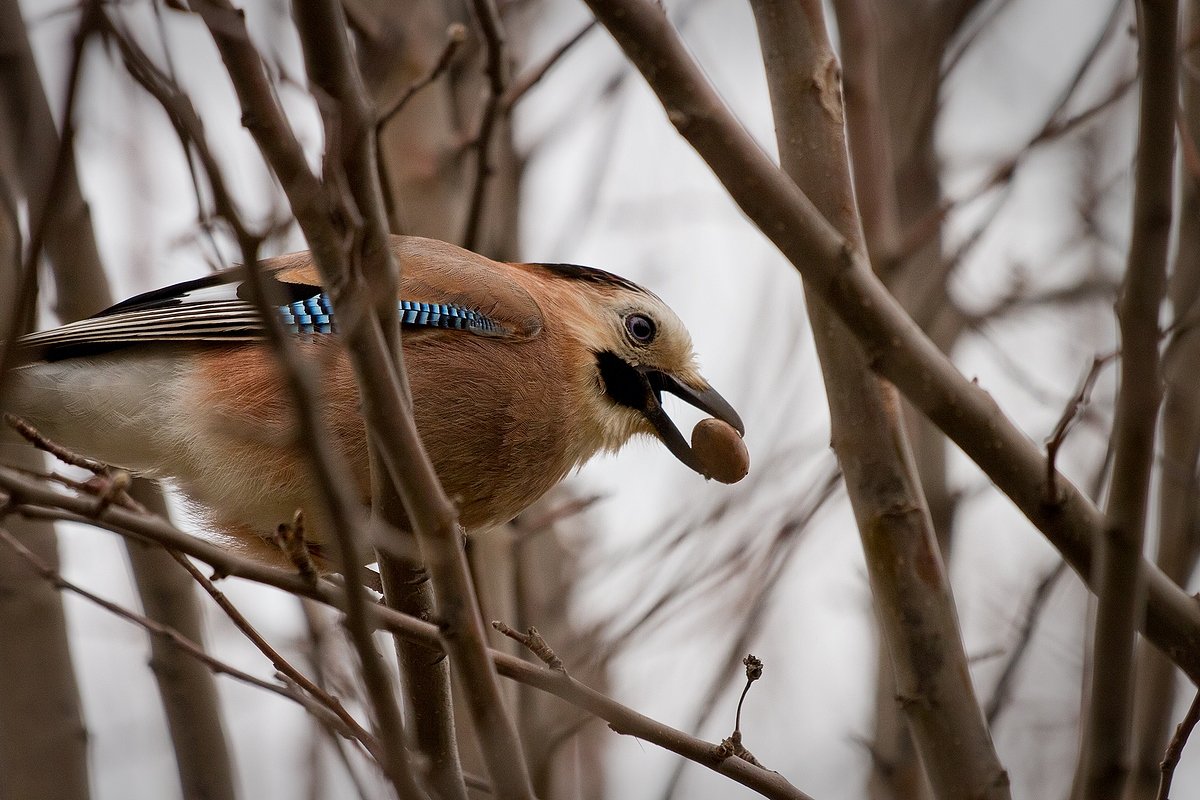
[20,237,545,357]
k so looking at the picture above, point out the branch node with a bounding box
[711,730,764,768]
[491,621,564,671]
[92,469,132,514]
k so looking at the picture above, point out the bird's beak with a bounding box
[638,367,744,475]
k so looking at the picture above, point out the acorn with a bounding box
[690,417,750,484]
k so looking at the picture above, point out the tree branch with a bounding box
[461,0,510,251]
[0,465,817,800]
[0,524,366,746]
[109,9,421,792]
[747,3,1009,798]
[576,0,1200,683]
[169,4,535,795]
[1078,2,1177,797]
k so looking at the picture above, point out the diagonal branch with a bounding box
[195,1,535,795]
[0,524,363,745]
[0,466,818,800]
[576,0,1200,683]
[461,0,510,251]
[748,3,1009,798]
[103,11,421,793]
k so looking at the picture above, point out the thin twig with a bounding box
[0,526,364,740]
[373,21,468,235]
[733,654,762,736]
[500,20,596,108]
[984,561,1068,726]
[492,621,564,671]
[4,412,111,475]
[0,468,815,800]
[1043,353,1118,505]
[168,549,382,760]
[512,494,603,542]
[1156,688,1200,800]
[376,23,467,130]
[461,0,509,250]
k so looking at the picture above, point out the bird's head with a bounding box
[525,262,746,481]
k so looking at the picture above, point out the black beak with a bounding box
[639,367,744,475]
[595,351,745,476]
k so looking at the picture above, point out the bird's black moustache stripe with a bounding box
[594,349,744,473]
[596,351,651,408]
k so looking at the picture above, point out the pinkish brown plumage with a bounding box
[4,236,746,562]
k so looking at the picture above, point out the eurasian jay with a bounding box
[3,236,747,558]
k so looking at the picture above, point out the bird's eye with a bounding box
[624,313,657,345]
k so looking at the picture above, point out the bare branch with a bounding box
[829,0,901,263]
[1044,353,1118,505]
[0,466,817,800]
[501,20,597,109]
[492,621,565,671]
[748,2,1009,797]
[169,549,383,761]
[378,554,469,800]
[376,23,468,130]
[0,524,366,743]
[576,0,1200,683]
[1079,2,1178,797]
[461,0,510,251]
[984,561,1068,726]
[1156,688,1200,800]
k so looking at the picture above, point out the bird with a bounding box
[2,235,747,563]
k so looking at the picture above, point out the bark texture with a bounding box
[1129,2,1200,796]
[749,3,1009,798]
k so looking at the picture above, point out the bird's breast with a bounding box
[185,334,589,539]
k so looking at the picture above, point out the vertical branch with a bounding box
[827,0,900,264]
[290,0,398,337]
[290,7,471,793]
[0,4,91,795]
[0,169,90,800]
[1077,2,1177,798]
[294,2,521,797]
[1132,3,1200,797]
[354,4,480,793]
[106,10,422,792]
[746,2,1009,798]
[461,0,509,251]
[378,555,469,800]
[827,4,940,796]
[125,484,238,800]
[195,2,535,796]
